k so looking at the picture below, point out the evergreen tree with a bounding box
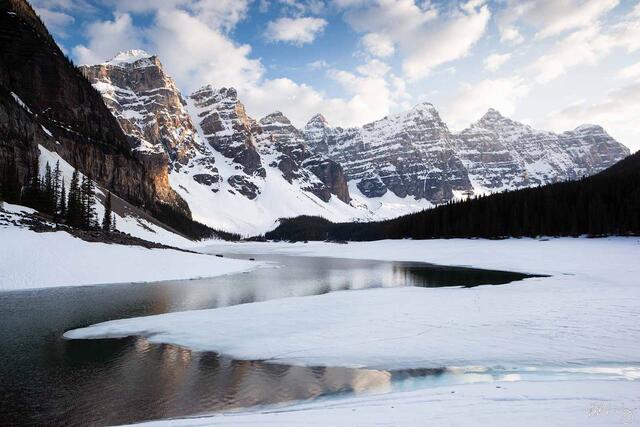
[102,191,112,232]
[80,174,96,229]
[66,169,82,227]
[111,213,117,232]
[21,160,42,210]
[43,162,54,215]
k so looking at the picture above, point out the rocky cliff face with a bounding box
[256,111,351,203]
[80,51,204,168]
[304,104,472,203]
[185,86,350,203]
[0,0,188,216]
[452,109,631,191]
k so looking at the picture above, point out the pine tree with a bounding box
[43,162,54,215]
[81,174,97,229]
[102,191,112,232]
[111,213,117,232]
[66,169,82,227]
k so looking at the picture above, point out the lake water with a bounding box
[0,254,533,426]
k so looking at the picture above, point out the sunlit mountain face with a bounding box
[33,0,640,152]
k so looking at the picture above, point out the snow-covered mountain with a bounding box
[305,106,630,202]
[81,50,629,235]
[304,104,471,203]
[453,109,630,192]
[83,53,416,234]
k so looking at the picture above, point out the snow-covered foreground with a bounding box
[64,237,640,425]
[0,226,258,292]
[135,380,638,426]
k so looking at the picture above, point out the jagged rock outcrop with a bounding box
[452,109,631,191]
[0,0,188,215]
[80,51,205,168]
[256,111,351,203]
[304,103,472,203]
[189,86,264,178]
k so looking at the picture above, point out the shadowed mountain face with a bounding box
[0,0,189,217]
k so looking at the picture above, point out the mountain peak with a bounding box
[307,113,328,126]
[481,108,505,120]
[105,49,154,66]
[573,123,604,133]
[260,111,292,125]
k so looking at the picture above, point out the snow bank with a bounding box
[200,237,640,277]
[0,228,258,292]
[66,238,640,368]
[133,380,639,426]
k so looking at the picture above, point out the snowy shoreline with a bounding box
[0,226,261,292]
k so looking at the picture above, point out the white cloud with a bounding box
[546,82,640,151]
[148,9,264,94]
[356,59,391,77]
[345,0,490,80]
[484,53,512,71]
[264,17,328,45]
[529,9,640,83]
[113,0,251,32]
[617,61,640,80]
[308,59,329,70]
[499,0,620,42]
[442,76,531,130]
[73,14,142,65]
[361,32,395,58]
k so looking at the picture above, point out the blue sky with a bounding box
[31,0,640,150]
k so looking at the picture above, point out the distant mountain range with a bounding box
[0,0,631,237]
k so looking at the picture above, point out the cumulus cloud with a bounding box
[113,0,251,32]
[546,82,640,151]
[442,76,530,130]
[73,14,142,65]
[361,32,395,58]
[528,10,640,83]
[483,53,512,71]
[264,17,328,45]
[498,0,620,43]
[344,0,490,80]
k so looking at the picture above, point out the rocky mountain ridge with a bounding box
[305,105,630,203]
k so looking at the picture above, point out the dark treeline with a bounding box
[151,202,241,241]
[266,151,640,241]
